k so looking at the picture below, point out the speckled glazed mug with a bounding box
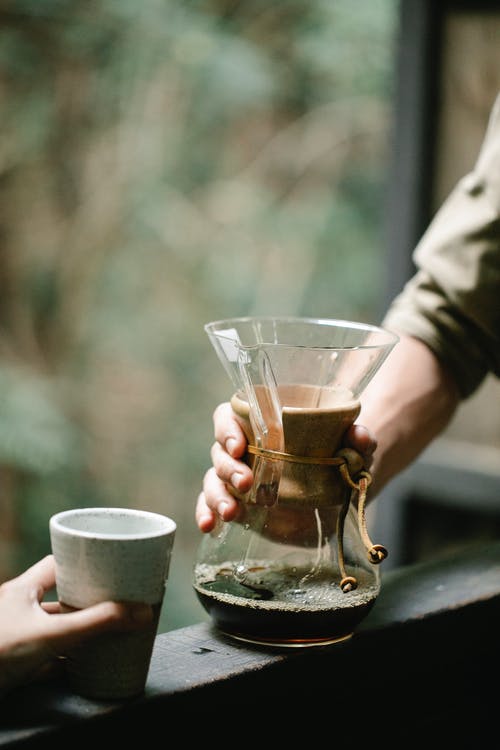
[49,507,176,700]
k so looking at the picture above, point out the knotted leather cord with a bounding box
[246,444,388,592]
[247,445,345,466]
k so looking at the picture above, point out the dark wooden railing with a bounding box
[1,540,499,746]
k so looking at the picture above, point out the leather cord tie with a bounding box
[246,444,388,592]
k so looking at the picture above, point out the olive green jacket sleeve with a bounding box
[382,93,500,399]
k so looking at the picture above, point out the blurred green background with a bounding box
[0,0,397,631]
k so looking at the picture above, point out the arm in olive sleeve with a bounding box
[383,93,500,399]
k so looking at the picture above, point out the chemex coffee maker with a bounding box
[194,316,398,647]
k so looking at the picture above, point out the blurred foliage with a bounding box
[0,0,397,630]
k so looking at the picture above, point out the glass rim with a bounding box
[204,315,399,350]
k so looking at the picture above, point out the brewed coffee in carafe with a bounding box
[194,316,398,647]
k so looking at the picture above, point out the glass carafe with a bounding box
[194,316,398,647]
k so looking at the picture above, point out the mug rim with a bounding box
[49,507,176,540]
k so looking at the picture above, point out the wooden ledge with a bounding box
[1,540,500,745]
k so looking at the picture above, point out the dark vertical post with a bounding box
[382,0,444,308]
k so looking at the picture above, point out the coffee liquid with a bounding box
[194,561,379,646]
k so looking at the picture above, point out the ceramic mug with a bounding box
[49,507,176,700]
